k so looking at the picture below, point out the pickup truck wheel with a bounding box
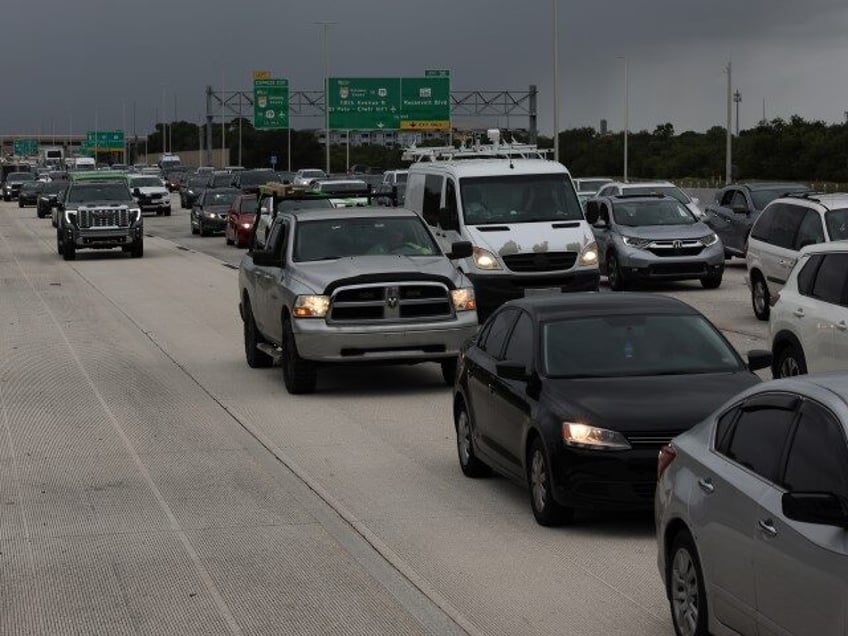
[243,300,274,368]
[282,318,317,394]
[62,239,75,261]
[441,358,458,386]
[56,231,64,255]
[131,239,143,258]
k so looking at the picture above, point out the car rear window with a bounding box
[825,208,848,241]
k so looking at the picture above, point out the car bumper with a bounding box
[466,270,600,319]
[292,312,479,362]
[138,200,170,211]
[66,224,143,249]
[200,217,228,231]
[618,247,725,281]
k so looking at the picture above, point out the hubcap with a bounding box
[779,354,801,377]
[530,450,547,511]
[457,410,471,465]
[754,281,767,314]
[671,548,700,636]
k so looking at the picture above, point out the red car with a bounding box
[225,194,257,248]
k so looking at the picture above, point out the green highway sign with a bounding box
[86,130,125,152]
[328,76,450,130]
[14,139,39,155]
[253,78,289,129]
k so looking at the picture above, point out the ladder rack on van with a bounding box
[402,142,551,163]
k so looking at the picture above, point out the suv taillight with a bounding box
[657,443,677,479]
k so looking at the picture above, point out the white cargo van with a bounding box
[404,138,600,318]
[72,156,96,170]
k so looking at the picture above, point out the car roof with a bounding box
[751,374,848,409]
[287,206,420,222]
[501,292,699,320]
[738,181,809,191]
[614,181,676,188]
[409,159,569,178]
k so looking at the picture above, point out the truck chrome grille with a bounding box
[502,252,577,272]
[78,207,131,228]
[329,283,453,323]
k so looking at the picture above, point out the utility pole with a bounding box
[725,60,732,185]
[205,86,214,166]
[552,0,559,162]
[317,22,336,175]
[733,90,741,136]
[618,55,629,182]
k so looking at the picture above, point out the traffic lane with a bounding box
[23,215,671,635]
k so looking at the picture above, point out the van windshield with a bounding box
[460,174,583,225]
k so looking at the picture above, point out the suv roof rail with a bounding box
[782,191,822,204]
[402,131,551,163]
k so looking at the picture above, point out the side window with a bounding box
[769,204,806,250]
[502,313,534,369]
[597,186,611,197]
[783,402,848,499]
[750,205,776,241]
[422,175,444,226]
[722,405,796,482]
[714,407,740,454]
[796,254,824,296]
[811,254,848,306]
[730,191,747,208]
[263,221,287,265]
[479,309,517,360]
[445,179,459,225]
[793,210,825,250]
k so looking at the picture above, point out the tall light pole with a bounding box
[316,22,336,175]
[733,90,741,136]
[725,60,732,185]
[618,56,629,182]
[552,0,559,162]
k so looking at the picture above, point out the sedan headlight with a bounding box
[621,236,651,249]
[700,233,719,247]
[450,287,477,312]
[472,246,502,270]
[562,422,631,451]
[578,241,599,266]
[293,295,330,318]
[204,210,218,218]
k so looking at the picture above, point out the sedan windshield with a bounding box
[621,186,689,204]
[825,209,848,241]
[131,177,163,188]
[543,314,741,378]
[9,172,35,182]
[460,174,583,225]
[613,199,696,226]
[294,217,439,261]
[67,184,132,203]
[203,191,238,206]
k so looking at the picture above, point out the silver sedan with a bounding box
[655,374,848,636]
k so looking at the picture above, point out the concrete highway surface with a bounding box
[0,193,767,635]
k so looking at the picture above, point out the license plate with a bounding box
[524,287,561,297]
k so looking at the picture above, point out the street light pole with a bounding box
[317,22,336,175]
[733,89,741,136]
[725,60,732,185]
[552,0,559,163]
[618,56,629,182]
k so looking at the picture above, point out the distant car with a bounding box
[704,182,811,257]
[207,171,234,189]
[191,188,240,236]
[573,177,613,206]
[596,181,703,219]
[181,176,208,209]
[129,175,171,216]
[3,171,36,200]
[587,195,724,290]
[310,179,371,207]
[37,181,67,219]
[225,194,257,248]
[453,293,768,526]
[232,169,280,195]
[746,193,848,320]
[163,167,188,192]
[293,169,327,186]
[656,374,848,636]
[770,242,848,378]
[18,181,44,207]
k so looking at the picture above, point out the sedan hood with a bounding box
[543,371,759,433]
[617,222,713,241]
[465,222,593,257]
[291,255,464,294]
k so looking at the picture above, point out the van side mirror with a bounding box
[584,200,600,225]
[438,206,459,231]
[448,241,473,260]
[782,492,848,528]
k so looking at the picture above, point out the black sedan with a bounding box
[18,181,44,207]
[452,293,770,526]
[191,188,240,237]
[36,181,66,218]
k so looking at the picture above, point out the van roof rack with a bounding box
[402,129,551,162]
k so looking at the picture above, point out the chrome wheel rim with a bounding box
[671,548,700,636]
[457,410,471,466]
[753,281,768,314]
[530,450,547,512]
[779,354,801,377]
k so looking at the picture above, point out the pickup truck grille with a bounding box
[330,283,452,323]
[78,208,131,228]
[502,252,577,272]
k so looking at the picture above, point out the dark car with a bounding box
[180,175,209,209]
[452,293,770,526]
[703,182,811,257]
[232,169,280,195]
[18,181,44,207]
[3,171,36,201]
[207,171,235,189]
[191,188,240,236]
[163,167,188,192]
[37,181,67,218]
[225,194,257,248]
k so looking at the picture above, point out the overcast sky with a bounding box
[3,0,848,137]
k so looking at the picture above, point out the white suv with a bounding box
[746,193,848,320]
[770,243,848,377]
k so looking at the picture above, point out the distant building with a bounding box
[600,119,608,135]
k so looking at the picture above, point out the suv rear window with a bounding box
[825,209,848,241]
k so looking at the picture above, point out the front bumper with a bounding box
[292,312,479,362]
[65,224,143,249]
[200,216,228,231]
[617,245,724,281]
[138,199,171,212]
[467,270,600,318]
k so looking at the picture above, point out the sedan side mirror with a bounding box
[496,361,530,382]
[782,492,848,528]
[448,241,473,260]
[747,349,772,372]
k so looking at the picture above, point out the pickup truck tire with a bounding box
[243,300,273,368]
[441,358,458,386]
[62,239,75,261]
[131,239,144,258]
[56,231,64,255]
[282,317,317,394]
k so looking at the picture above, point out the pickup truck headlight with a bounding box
[472,247,502,270]
[293,295,330,318]
[621,236,651,249]
[64,209,78,224]
[578,241,599,266]
[450,287,477,312]
[130,207,142,222]
[700,233,719,247]
[562,422,631,451]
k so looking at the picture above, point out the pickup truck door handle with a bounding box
[758,519,778,538]
[793,309,805,318]
[837,321,848,332]
[697,478,715,494]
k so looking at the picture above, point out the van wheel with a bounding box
[751,273,770,321]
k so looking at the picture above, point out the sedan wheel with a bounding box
[669,533,709,636]
[607,253,627,291]
[455,402,490,478]
[751,275,770,321]
[527,438,572,526]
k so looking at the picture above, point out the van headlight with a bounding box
[578,241,599,266]
[450,287,477,312]
[562,422,631,450]
[293,295,330,318]
[472,247,502,270]
[701,233,719,247]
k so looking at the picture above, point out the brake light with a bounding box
[657,443,677,479]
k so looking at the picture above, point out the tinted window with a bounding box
[67,183,132,203]
[750,205,776,241]
[825,209,848,241]
[730,191,748,208]
[750,187,808,210]
[240,198,257,212]
[277,198,331,213]
[783,403,848,498]
[715,408,740,454]
[768,204,806,249]
[503,313,534,368]
[811,254,848,306]
[796,255,824,296]
[794,210,825,250]
[724,406,795,481]
[422,175,443,226]
[719,189,735,206]
[480,310,517,359]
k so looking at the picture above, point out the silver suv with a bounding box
[238,207,479,394]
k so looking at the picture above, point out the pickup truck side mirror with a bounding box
[252,251,280,267]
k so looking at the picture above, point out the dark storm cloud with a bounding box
[3,0,848,136]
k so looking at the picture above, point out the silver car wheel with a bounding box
[671,548,700,636]
[530,450,547,512]
[753,280,768,315]
[457,410,471,466]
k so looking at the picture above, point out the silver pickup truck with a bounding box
[238,206,479,394]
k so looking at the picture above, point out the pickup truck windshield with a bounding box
[294,217,439,261]
[460,174,583,225]
[67,184,132,203]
